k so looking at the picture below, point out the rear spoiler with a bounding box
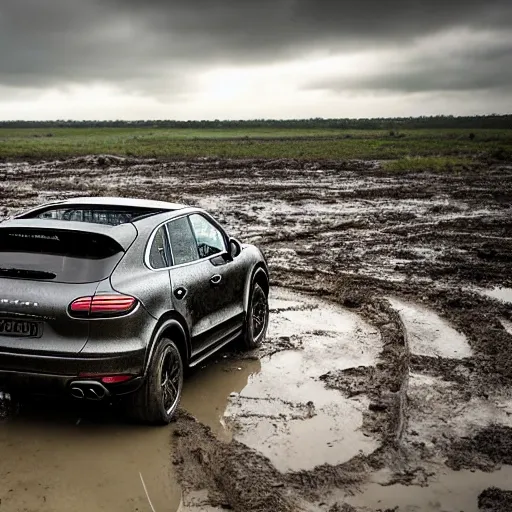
[0,219,137,251]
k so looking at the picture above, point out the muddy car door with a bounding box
[164,216,232,359]
[188,213,246,341]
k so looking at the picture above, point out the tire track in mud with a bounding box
[335,280,512,489]
[296,275,512,497]
[391,312,410,449]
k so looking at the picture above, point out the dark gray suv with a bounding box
[0,197,269,424]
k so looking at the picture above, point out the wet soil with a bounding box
[478,487,512,511]
[1,156,512,511]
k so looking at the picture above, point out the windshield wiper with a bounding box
[0,267,56,279]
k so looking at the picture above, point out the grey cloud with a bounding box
[0,0,511,93]
[108,0,512,39]
[305,38,512,93]
[0,0,194,90]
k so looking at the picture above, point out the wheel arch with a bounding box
[244,264,269,313]
[144,312,191,374]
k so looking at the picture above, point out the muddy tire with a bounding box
[241,283,269,350]
[124,338,183,425]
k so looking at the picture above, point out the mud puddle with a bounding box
[386,296,512,472]
[0,361,259,512]
[478,287,512,304]
[0,401,183,512]
[224,288,382,472]
[343,465,512,512]
[388,297,472,359]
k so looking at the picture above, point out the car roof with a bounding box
[45,196,187,210]
[8,198,215,239]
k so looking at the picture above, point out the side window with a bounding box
[167,217,199,266]
[148,226,169,269]
[189,214,226,259]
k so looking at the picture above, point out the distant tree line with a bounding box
[1,115,511,130]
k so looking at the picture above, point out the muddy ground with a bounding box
[1,156,512,511]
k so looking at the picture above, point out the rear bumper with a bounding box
[0,349,146,397]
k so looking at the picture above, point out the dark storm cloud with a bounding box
[1,0,511,92]
[109,0,512,43]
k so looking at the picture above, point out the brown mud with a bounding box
[1,156,512,511]
[478,487,512,511]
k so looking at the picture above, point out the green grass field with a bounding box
[1,127,511,165]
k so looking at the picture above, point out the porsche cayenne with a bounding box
[0,197,269,424]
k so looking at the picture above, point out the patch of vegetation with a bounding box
[0,127,511,163]
[382,156,474,172]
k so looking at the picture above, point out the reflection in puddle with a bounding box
[181,358,261,439]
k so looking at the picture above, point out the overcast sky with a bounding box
[0,0,511,120]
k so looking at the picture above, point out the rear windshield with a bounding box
[24,207,163,226]
[0,228,124,283]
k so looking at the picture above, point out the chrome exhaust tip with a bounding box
[70,387,85,399]
[84,386,106,401]
[69,381,110,401]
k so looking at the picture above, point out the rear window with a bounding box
[25,207,163,226]
[0,229,124,283]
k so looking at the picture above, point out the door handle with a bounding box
[210,274,222,285]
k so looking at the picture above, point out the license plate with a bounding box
[0,318,41,337]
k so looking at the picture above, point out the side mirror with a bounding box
[229,237,242,258]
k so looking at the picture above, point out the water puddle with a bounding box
[223,288,382,472]
[388,298,512,453]
[479,287,512,304]
[181,358,261,440]
[343,465,512,512]
[268,288,382,369]
[406,373,512,447]
[501,318,512,336]
[224,354,377,472]
[0,359,258,512]
[0,403,183,512]
[388,297,472,359]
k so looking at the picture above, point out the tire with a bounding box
[124,338,183,425]
[241,283,269,350]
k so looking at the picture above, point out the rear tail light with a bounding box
[69,294,137,318]
[78,373,134,384]
[100,375,133,384]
